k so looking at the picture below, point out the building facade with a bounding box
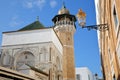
[0,27,63,80]
[75,67,94,80]
[0,4,76,80]
[95,0,120,80]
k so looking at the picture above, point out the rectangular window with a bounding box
[76,74,80,80]
[88,75,90,80]
[113,6,119,28]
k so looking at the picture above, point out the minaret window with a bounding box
[68,37,70,41]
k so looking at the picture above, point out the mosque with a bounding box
[0,4,76,80]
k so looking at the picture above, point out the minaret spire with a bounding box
[36,16,39,21]
[62,1,66,8]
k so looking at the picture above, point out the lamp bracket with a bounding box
[81,24,108,31]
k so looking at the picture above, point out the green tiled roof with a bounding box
[19,21,45,31]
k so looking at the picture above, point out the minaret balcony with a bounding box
[55,20,74,26]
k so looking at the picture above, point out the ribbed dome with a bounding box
[58,3,70,14]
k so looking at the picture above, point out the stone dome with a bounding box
[58,4,70,14]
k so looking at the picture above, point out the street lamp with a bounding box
[76,9,108,31]
[76,9,108,80]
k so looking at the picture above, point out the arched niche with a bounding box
[2,52,12,66]
[14,51,35,70]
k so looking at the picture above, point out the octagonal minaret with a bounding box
[52,3,76,80]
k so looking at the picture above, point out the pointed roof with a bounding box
[19,20,45,31]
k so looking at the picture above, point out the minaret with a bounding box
[52,3,76,80]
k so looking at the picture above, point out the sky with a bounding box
[0,0,102,77]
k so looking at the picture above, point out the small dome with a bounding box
[58,3,70,14]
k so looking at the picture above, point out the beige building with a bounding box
[0,4,76,80]
[95,0,120,80]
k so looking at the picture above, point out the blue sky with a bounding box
[0,0,101,77]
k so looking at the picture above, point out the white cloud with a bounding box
[25,1,33,8]
[23,0,46,10]
[9,16,21,27]
[23,1,33,9]
[35,0,46,10]
[50,0,57,8]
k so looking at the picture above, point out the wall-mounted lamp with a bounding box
[76,9,108,31]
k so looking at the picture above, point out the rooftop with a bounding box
[19,20,45,31]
